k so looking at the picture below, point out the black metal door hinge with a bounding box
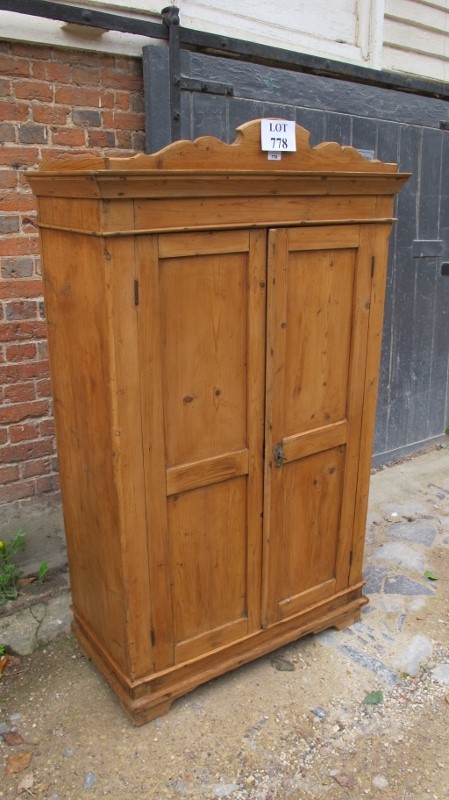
[134,279,139,306]
[162,5,233,143]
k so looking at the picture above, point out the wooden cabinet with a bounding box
[28,121,408,724]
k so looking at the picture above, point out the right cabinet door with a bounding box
[262,224,381,627]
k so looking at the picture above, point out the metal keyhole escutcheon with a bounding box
[274,443,285,468]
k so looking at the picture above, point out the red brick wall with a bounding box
[0,40,145,516]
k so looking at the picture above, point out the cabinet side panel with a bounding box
[40,229,128,671]
[38,197,101,231]
[350,223,393,584]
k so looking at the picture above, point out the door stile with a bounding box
[106,236,155,680]
[334,224,376,592]
[136,235,174,672]
[246,229,268,632]
[261,228,289,628]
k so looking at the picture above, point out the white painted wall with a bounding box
[383,0,449,83]
[0,0,448,83]
[0,0,383,65]
[0,0,158,57]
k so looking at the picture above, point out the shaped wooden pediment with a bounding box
[34,119,399,175]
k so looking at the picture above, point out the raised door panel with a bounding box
[262,225,374,626]
[137,229,266,667]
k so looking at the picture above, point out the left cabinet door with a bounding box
[136,229,267,668]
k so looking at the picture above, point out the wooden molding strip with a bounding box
[36,218,398,237]
[174,618,248,664]
[283,420,348,463]
[279,578,337,619]
[166,449,249,496]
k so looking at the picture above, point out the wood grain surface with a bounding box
[28,120,408,723]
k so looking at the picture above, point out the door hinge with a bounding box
[349,549,354,567]
[134,279,139,306]
[150,627,155,647]
[371,256,375,278]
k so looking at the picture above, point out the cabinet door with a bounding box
[137,230,266,668]
[262,225,376,626]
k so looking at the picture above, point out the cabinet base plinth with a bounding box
[333,609,362,630]
[73,588,367,725]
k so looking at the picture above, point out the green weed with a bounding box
[38,560,49,583]
[0,530,26,603]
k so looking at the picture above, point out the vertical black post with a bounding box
[161,5,181,142]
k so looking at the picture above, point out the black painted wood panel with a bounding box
[143,45,449,463]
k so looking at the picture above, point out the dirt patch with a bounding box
[0,632,448,799]
[1,448,449,800]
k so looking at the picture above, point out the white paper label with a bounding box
[268,152,282,161]
[261,119,296,152]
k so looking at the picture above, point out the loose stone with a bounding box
[83,771,97,790]
[373,775,389,789]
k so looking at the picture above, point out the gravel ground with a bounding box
[1,632,449,799]
[1,447,449,800]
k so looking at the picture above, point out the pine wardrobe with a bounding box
[28,121,408,724]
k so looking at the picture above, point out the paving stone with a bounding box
[352,620,376,640]
[426,482,449,501]
[395,635,433,676]
[213,784,239,798]
[339,644,397,686]
[409,597,427,611]
[83,771,97,790]
[397,614,407,632]
[373,775,389,789]
[316,630,337,646]
[383,575,434,595]
[387,521,437,546]
[378,596,406,613]
[364,565,389,594]
[373,542,425,573]
[431,664,449,684]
